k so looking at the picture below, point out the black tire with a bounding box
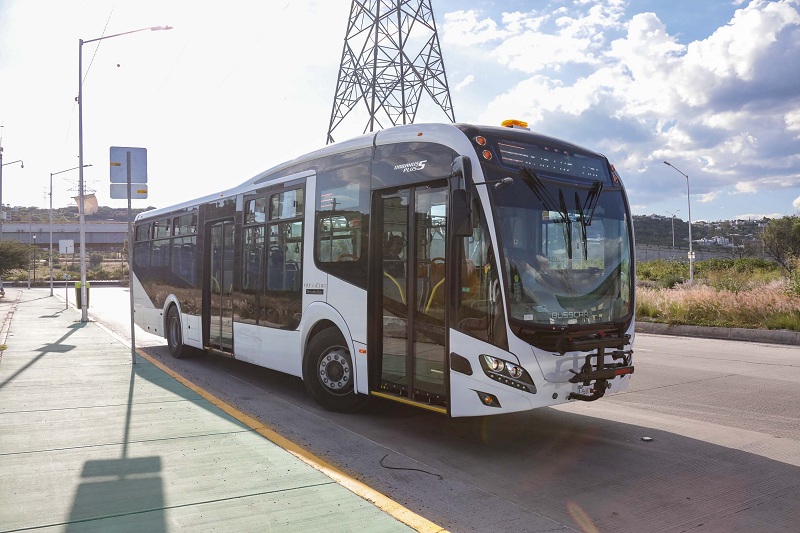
[303,328,367,413]
[166,306,189,359]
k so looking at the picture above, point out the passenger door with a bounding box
[374,183,449,410]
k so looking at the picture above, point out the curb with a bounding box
[636,321,800,346]
[0,289,22,349]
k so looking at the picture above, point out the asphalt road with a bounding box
[83,287,800,532]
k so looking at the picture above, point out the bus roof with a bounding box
[134,121,608,222]
[135,122,472,222]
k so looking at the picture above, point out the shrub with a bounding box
[636,259,687,282]
[786,258,800,297]
[659,273,683,289]
[764,311,800,331]
[702,269,752,293]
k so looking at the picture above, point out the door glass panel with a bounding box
[209,221,234,351]
[380,190,409,394]
[412,186,447,401]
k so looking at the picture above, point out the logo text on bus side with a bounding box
[394,160,427,173]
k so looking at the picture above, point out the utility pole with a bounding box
[666,210,679,249]
[327,0,455,144]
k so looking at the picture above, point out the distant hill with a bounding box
[632,215,769,248]
[3,205,156,224]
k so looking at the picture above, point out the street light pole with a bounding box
[50,165,92,296]
[28,219,35,289]
[32,234,37,284]
[78,24,172,321]
[664,161,693,283]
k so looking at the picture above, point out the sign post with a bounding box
[64,274,71,310]
[110,147,148,364]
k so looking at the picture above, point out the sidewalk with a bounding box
[0,289,432,532]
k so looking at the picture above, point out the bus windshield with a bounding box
[487,158,633,329]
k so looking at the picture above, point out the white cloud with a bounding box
[696,191,720,203]
[736,212,786,220]
[787,108,800,139]
[735,182,758,193]
[453,75,475,92]
[493,32,597,73]
[443,10,511,46]
[794,196,800,209]
[683,0,800,82]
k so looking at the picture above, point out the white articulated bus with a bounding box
[132,120,635,416]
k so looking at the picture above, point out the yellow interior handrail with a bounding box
[425,278,445,313]
[383,272,405,304]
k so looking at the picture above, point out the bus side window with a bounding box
[314,163,370,288]
[262,189,304,329]
[133,223,151,283]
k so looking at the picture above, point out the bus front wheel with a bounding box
[166,306,189,359]
[303,328,367,412]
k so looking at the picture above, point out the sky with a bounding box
[0,0,799,224]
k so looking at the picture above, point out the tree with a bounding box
[761,216,800,272]
[0,240,33,279]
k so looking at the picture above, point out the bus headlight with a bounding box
[506,362,523,379]
[484,355,504,372]
[479,354,536,393]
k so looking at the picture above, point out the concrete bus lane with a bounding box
[84,287,800,532]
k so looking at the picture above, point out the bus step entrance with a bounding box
[205,346,235,359]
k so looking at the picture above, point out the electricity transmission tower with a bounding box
[327,0,456,144]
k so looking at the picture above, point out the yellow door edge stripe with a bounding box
[135,348,449,533]
[370,391,448,414]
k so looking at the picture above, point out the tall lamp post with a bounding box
[50,165,92,296]
[663,161,693,283]
[32,234,37,286]
[78,24,172,321]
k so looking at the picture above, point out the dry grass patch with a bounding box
[637,280,800,330]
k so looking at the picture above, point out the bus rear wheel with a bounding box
[303,328,367,413]
[166,306,190,359]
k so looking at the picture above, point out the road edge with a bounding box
[636,321,800,346]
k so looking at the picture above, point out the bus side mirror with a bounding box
[452,155,471,182]
[452,189,472,237]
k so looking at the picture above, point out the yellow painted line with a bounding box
[136,348,448,533]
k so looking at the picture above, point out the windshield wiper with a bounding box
[575,181,602,260]
[581,181,603,226]
[576,191,588,260]
[520,168,603,261]
[520,167,574,258]
[520,167,568,224]
[559,188,573,260]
